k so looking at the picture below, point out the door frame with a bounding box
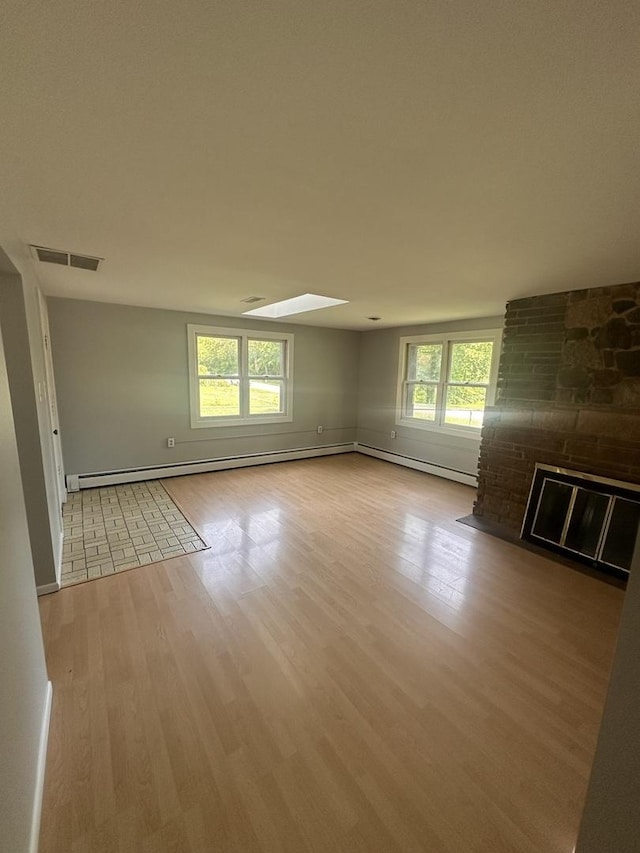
[37,289,66,505]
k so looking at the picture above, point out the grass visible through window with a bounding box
[199,380,282,417]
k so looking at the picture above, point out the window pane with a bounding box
[406,383,437,420]
[444,385,487,428]
[249,379,283,414]
[197,335,239,376]
[248,339,284,376]
[449,341,493,384]
[408,344,442,381]
[199,379,240,417]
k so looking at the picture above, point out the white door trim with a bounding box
[37,290,66,504]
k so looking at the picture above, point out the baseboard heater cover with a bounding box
[67,443,356,490]
[355,443,478,487]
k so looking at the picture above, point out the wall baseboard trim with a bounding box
[36,581,60,596]
[67,443,357,490]
[355,443,478,487]
[30,680,53,853]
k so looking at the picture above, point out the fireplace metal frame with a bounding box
[521,464,640,577]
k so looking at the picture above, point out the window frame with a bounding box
[396,329,501,439]
[187,324,294,428]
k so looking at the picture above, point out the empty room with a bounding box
[1,2,640,852]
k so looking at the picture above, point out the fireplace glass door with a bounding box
[600,498,640,572]
[526,468,640,576]
[531,480,573,545]
[564,489,611,558]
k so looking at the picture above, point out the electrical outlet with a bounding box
[167,437,175,448]
[391,430,397,439]
[317,425,323,434]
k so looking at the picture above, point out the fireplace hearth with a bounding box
[522,464,640,578]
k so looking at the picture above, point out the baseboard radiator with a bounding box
[354,443,477,487]
[66,443,356,490]
[66,441,477,492]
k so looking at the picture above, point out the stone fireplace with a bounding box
[473,281,640,567]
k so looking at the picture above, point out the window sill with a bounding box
[396,417,483,441]
[191,414,293,429]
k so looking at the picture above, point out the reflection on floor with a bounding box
[61,480,207,586]
[40,455,624,852]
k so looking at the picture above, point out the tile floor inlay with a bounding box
[61,481,207,587]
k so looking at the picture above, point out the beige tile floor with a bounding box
[61,480,207,587]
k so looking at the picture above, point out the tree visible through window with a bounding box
[188,325,293,427]
[398,332,500,433]
[445,341,494,427]
[197,335,241,417]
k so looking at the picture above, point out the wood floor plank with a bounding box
[38,455,624,852]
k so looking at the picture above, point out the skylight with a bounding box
[242,293,348,318]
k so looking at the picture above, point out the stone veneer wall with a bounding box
[474,281,640,531]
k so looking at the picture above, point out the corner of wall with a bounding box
[0,250,59,587]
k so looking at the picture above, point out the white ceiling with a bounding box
[1,0,639,330]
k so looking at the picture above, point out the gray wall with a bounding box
[0,251,59,588]
[356,316,503,477]
[0,319,50,853]
[48,298,360,475]
[575,537,640,853]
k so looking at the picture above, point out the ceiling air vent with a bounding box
[30,245,102,271]
[70,254,100,271]
[34,247,67,265]
[240,296,266,304]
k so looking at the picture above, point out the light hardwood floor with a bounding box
[38,454,624,853]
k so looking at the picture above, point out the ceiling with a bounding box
[1,0,639,330]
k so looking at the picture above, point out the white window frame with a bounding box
[396,328,501,439]
[187,325,294,428]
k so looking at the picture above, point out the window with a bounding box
[188,325,293,427]
[396,330,500,436]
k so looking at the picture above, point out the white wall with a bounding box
[0,319,51,853]
[356,316,503,478]
[575,533,640,852]
[0,250,60,588]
